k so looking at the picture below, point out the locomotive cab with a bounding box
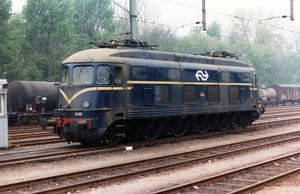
[41,57,127,145]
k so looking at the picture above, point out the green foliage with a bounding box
[21,0,77,81]
[207,21,222,41]
[73,0,115,40]
[139,26,177,52]
[0,0,12,80]
[23,0,75,54]
[0,0,11,25]
[3,14,29,81]
[0,0,116,82]
[189,26,204,36]
[224,8,300,85]
[1,2,300,87]
[174,33,229,55]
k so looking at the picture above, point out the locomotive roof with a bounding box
[63,47,251,69]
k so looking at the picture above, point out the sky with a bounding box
[11,0,300,37]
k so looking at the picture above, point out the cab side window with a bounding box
[61,66,69,85]
[114,66,122,84]
[132,67,147,79]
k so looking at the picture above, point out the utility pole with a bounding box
[290,0,294,21]
[202,0,206,31]
[130,0,138,39]
[112,0,138,39]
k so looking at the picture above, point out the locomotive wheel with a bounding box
[35,117,41,124]
[139,124,161,141]
[239,113,250,129]
[104,126,121,146]
[261,107,265,114]
[17,116,30,126]
[218,115,231,131]
[193,117,210,134]
[170,118,188,137]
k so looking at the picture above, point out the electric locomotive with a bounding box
[41,39,262,145]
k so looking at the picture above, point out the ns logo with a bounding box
[195,70,209,81]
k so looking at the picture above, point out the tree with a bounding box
[73,0,115,42]
[3,13,30,81]
[0,0,11,32]
[288,31,300,51]
[141,26,177,52]
[0,0,12,79]
[189,26,204,36]
[207,21,222,41]
[174,32,229,55]
[22,0,77,81]
[112,0,177,52]
[227,9,254,44]
[224,8,300,85]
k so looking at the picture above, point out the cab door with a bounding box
[112,65,127,130]
[252,73,258,105]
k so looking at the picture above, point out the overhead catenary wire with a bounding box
[161,0,300,35]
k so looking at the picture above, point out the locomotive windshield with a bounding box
[96,66,109,84]
[60,65,111,85]
[73,65,93,85]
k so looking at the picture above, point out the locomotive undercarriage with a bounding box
[50,111,253,146]
[9,112,57,126]
[99,111,253,146]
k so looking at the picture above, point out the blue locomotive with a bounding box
[41,39,262,145]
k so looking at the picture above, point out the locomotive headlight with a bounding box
[82,100,90,108]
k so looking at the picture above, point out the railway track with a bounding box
[1,105,300,193]
[260,105,300,120]
[1,130,300,193]
[8,135,66,148]
[0,145,122,167]
[7,126,65,147]
[2,115,300,167]
[154,152,300,194]
[5,106,300,148]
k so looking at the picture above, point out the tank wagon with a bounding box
[41,39,262,146]
[258,86,277,107]
[259,84,300,107]
[7,81,59,126]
